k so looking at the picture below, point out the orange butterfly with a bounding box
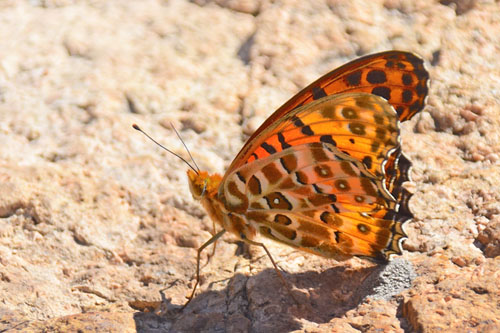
[134,50,429,309]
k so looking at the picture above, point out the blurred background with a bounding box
[0,1,499,332]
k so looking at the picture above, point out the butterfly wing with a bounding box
[228,50,429,174]
[219,93,409,261]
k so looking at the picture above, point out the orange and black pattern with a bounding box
[189,50,429,262]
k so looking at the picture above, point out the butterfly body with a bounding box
[188,169,258,240]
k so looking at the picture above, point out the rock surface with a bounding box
[0,0,499,332]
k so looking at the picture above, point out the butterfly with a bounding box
[134,50,429,309]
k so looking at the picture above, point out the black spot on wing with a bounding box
[346,70,362,86]
[371,86,391,101]
[312,86,327,100]
[292,115,305,128]
[331,203,340,213]
[416,82,428,96]
[396,106,405,116]
[402,90,413,103]
[301,125,314,136]
[362,156,373,169]
[402,73,413,86]
[261,142,277,154]
[409,100,422,112]
[320,135,337,146]
[366,70,387,84]
[277,132,291,149]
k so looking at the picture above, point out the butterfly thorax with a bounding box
[187,169,257,240]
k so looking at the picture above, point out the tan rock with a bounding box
[404,256,500,332]
[1,0,499,332]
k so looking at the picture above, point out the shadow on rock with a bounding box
[133,260,414,332]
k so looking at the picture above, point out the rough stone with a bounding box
[1,0,499,332]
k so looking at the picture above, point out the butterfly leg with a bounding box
[181,229,226,310]
[208,219,218,260]
[243,237,300,305]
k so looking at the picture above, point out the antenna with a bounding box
[169,122,200,173]
[132,124,199,175]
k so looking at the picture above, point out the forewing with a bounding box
[227,50,429,174]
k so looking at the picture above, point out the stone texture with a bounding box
[403,255,500,332]
[0,0,499,332]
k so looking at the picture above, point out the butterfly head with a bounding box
[187,169,222,200]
